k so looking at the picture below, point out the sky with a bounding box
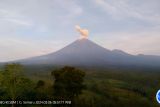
[0,0,160,62]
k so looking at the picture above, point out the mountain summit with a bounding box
[18,39,113,67]
[16,39,160,67]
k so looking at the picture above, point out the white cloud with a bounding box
[0,0,160,61]
[0,37,69,62]
[0,0,84,61]
[0,9,32,26]
[0,0,83,32]
[93,29,160,55]
[4,18,32,26]
[95,0,160,23]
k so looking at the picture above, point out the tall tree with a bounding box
[51,66,85,101]
[1,63,32,101]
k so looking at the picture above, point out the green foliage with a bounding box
[1,63,34,101]
[0,64,160,107]
[35,80,45,89]
[1,63,23,100]
[52,66,86,101]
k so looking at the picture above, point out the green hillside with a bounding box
[0,64,160,107]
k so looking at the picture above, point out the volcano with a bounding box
[15,39,160,68]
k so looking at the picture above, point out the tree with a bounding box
[35,80,47,100]
[35,80,45,89]
[51,66,85,101]
[1,63,32,101]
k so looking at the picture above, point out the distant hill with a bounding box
[6,39,160,68]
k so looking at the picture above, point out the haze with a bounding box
[0,0,160,62]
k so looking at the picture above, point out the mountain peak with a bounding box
[18,39,112,66]
[76,38,96,44]
[15,38,160,67]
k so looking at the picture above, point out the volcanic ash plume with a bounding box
[75,25,89,39]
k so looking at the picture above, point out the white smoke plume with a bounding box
[75,25,89,39]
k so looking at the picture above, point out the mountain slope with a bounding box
[14,39,160,67]
[18,39,114,66]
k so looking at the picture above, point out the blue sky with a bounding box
[0,0,160,61]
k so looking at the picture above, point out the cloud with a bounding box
[0,0,84,61]
[93,28,160,55]
[94,0,160,23]
[0,0,83,33]
[0,37,69,62]
[5,18,32,26]
[0,9,32,26]
[0,0,160,61]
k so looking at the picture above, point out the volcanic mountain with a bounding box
[15,39,160,68]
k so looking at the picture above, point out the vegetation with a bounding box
[52,66,85,105]
[0,64,33,100]
[0,64,160,107]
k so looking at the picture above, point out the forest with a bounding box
[0,63,160,107]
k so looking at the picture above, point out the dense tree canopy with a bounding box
[0,64,159,107]
[51,66,86,101]
[1,63,33,101]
